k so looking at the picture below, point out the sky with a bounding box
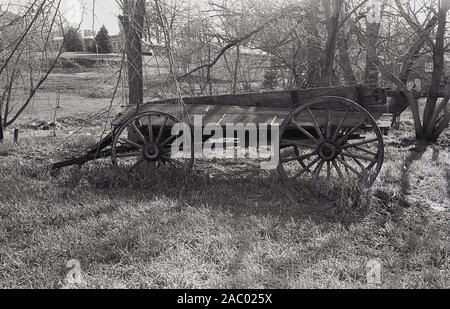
[0,0,122,34]
[61,0,121,34]
[1,0,438,36]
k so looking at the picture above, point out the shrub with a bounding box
[63,28,85,52]
[263,67,280,90]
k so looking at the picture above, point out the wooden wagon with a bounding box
[53,86,394,186]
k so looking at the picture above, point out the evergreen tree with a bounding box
[63,27,85,52]
[95,25,113,54]
[263,67,280,89]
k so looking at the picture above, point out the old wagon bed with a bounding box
[54,86,395,187]
[114,103,393,129]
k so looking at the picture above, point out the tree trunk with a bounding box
[305,2,321,88]
[423,2,449,133]
[337,31,357,86]
[232,45,241,94]
[364,21,381,87]
[388,16,438,117]
[399,16,438,84]
[320,0,343,87]
[121,0,146,108]
[0,114,3,143]
[353,21,424,139]
[208,40,213,96]
[0,75,5,143]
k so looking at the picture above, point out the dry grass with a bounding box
[1,71,449,289]
[0,115,449,289]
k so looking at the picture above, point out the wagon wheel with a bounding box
[278,96,384,187]
[111,111,194,172]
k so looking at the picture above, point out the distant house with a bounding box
[110,34,123,53]
[0,10,20,58]
[236,46,270,84]
[0,9,17,26]
[110,34,158,56]
[421,55,450,75]
[409,54,450,90]
[83,29,95,38]
[81,29,95,52]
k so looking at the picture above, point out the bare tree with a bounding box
[354,0,449,142]
[319,0,344,86]
[0,0,65,142]
[364,0,382,87]
[423,0,449,138]
[389,0,439,122]
[119,0,146,107]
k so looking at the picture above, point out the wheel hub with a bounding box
[318,142,339,161]
[143,143,161,161]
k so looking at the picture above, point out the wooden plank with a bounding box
[117,103,392,129]
[144,86,389,109]
[149,92,293,108]
[366,104,390,114]
[290,111,392,128]
[290,87,361,105]
[387,90,447,99]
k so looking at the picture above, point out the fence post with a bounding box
[14,129,19,144]
[0,112,3,143]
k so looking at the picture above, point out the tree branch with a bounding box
[174,5,298,82]
[352,20,424,138]
[5,48,64,128]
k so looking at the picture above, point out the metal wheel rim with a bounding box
[278,96,385,186]
[111,111,194,172]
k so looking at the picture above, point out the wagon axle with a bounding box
[143,143,163,161]
[318,142,340,162]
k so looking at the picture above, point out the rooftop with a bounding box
[0,10,18,26]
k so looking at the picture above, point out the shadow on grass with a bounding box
[433,147,450,200]
[400,143,428,198]
[59,161,374,228]
[446,168,450,199]
[0,161,378,285]
[432,147,441,163]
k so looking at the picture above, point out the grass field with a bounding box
[0,71,449,289]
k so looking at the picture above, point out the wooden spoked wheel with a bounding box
[111,111,194,172]
[278,96,384,186]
